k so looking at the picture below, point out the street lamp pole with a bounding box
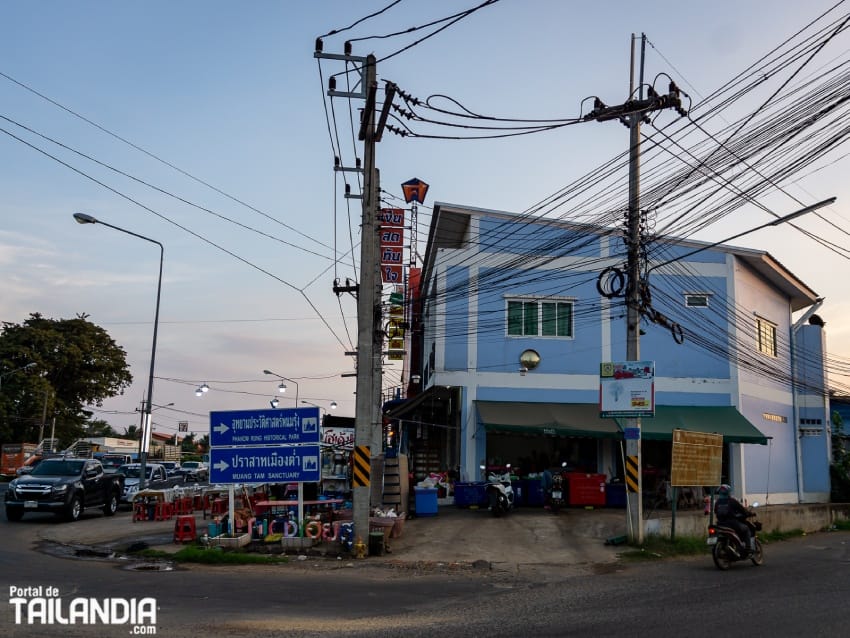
[74,212,163,491]
[0,362,36,392]
[263,370,299,406]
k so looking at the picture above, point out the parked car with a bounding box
[159,461,181,477]
[179,461,209,482]
[118,463,169,504]
[15,453,62,476]
[5,458,124,522]
[99,454,133,473]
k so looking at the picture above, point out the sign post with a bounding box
[209,407,320,537]
[600,361,655,543]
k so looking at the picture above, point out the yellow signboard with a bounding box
[670,429,723,487]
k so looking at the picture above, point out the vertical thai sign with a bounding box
[387,290,405,360]
[378,208,405,284]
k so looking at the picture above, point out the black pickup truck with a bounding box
[5,457,124,522]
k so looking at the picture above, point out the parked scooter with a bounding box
[707,502,764,570]
[480,463,515,517]
[547,462,567,514]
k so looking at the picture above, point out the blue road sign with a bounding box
[209,407,320,447]
[209,445,320,484]
[623,427,641,440]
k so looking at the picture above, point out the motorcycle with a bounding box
[480,463,515,517]
[548,462,568,514]
[707,503,764,570]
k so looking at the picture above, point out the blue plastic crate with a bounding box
[606,482,627,507]
[524,478,545,507]
[454,482,488,507]
[414,487,438,516]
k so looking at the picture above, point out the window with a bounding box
[756,317,777,357]
[507,298,573,337]
[685,294,709,307]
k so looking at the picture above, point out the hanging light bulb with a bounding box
[278,382,287,394]
[195,387,204,397]
[330,401,338,410]
[270,397,280,408]
[201,383,210,393]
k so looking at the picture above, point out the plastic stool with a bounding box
[173,515,197,543]
[175,497,193,515]
[133,502,148,522]
[210,498,228,516]
[154,501,174,521]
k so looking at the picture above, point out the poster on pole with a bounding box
[599,361,655,418]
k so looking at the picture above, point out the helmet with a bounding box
[717,484,732,497]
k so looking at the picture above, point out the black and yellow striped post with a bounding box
[352,445,371,488]
[625,455,640,494]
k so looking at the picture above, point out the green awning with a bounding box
[477,402,620,439]
[640,406,768,445]
[476,402,768,445]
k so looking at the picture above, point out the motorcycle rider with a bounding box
[714,484,754,554]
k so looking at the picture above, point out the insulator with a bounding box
[315,38,323,53]
[329,76,336,91]
[344,41,352,56]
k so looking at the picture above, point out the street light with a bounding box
[263,370,299,405]
[301,399,326,413]
[270,397,280,409]
[301,399,338,413]
[0,362,36,391]
[74,212,163,491]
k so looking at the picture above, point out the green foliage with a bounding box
[831,410,850,502]
[134,546,290,565]
[0,313,132,446]
[830,518,850,531]
[621,534,709,560]
[86,419,120,437]
[760,528,804,542]
[180,432,196,453]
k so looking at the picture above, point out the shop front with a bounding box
[384,385,461,489]
[475,401,768,510]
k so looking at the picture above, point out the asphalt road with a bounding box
[2,497,849,638]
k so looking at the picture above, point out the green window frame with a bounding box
[507,299,573,337]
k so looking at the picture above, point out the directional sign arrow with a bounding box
[209,407,320,447]
[213,423,230,435]
[213,460,230,472]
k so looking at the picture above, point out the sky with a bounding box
[2,1,850,441]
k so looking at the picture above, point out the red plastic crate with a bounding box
[566,473,606,506]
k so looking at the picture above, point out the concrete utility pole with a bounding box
[625,34,646,545]
[585,33,686,543]
[354,54,380,552]
[316,42,393,552]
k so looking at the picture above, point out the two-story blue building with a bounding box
[388,202,831,506]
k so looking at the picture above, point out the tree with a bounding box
[197,433,210,453]
[831,410,850,502]
[0,313,133,446]
[122,425,141,440]
[180,432,196,453]
[86,419,120,438]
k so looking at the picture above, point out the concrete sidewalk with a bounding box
[34,504,639,573]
